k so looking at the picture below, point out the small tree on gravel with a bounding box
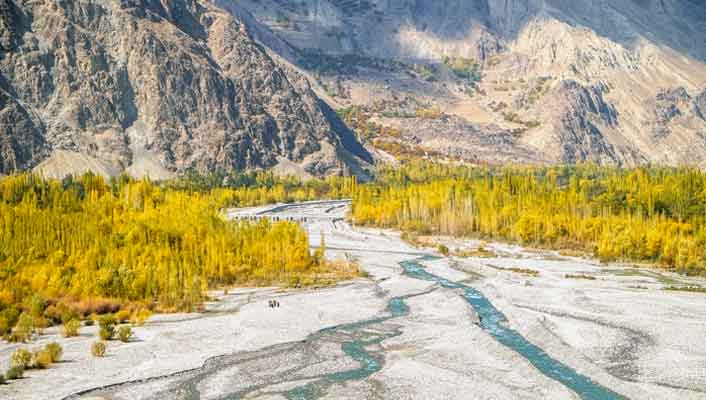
[0,371,5,384]
[5,366,23,380]
[98,314,117,340]
[45,342,63,363]
[10,313,34,342]
[91,341,106,357]
[10,348,32,369]
[62,319,81,337]
[33,350,53,369]
[118,326,132,343]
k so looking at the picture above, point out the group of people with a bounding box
[268,299,281,308]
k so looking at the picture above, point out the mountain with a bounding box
[0,0,372,179]
[2,1,705,178]
[234,0,706,167]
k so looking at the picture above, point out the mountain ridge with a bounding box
[1,0,706,178]
[0,0,372,178]
[234,0,706,167]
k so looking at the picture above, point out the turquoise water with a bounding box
[81,256,626,400]
[402,257,625,400]
[286,256,625,400]
[285,296,410,399]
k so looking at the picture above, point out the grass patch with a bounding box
[663,286,706,293]
[558,249,591,258]
[488,265,540,277]
[565,274,597,280]
[453,247,496,258]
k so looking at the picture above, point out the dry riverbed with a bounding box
[1,201,704,399]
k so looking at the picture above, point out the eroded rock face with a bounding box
[0,0,370,177]
[236,0,706,167]
[539,81,624,165]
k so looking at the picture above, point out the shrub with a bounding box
[10,313,34,342]
[5,366,24,380]
[62,319,81,337]
[0,317,10,338]
[46,302,78,324]
[0,372,5,384]
[99,326,114,340]
[60,304,79,325]
[118,326,132,343]
[98,314,116,340]
[0,307,20,336]
[437,244,450,256]
[45,342,63,363]
[33,316,49,335]
[98,314,117,328]
[33,350,53,369]
[91,341,106,357]
[43,305,62,324]
[10,348,32,369]
[115,310,130,323]
[26,294,46,319]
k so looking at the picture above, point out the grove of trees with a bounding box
[0,172,360,337]
[352,162,706,274]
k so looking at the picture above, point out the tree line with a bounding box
[351,161,706,274]
[0,172,360,337]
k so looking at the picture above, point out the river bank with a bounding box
[1,201,705,399]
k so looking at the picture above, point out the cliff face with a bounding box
[0,0,371,178]
[236,0,706,167]
[3,0,705,174]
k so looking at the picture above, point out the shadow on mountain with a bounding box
[390,0,706,63]
[318,99,373,165]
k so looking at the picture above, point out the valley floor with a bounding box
[1,201,705,399]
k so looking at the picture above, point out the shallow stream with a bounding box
[402,257,625,400]
[74,257,625,400]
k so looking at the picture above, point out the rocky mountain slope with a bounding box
[235,0,706,167]
[0,0,372,178]
[2,0,704,176]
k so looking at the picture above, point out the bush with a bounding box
[0,307,20,336]
[33,316,49,335]
[10,313,34,342]
[5,366,24,380]
[46,302,78,324]
[10,348,32,369]
[99,326,114,340]
[118,326,132,343]
[26,294,46,319]
[437,244,450,256]
[33,350,52,369]
[98,314,116,340]
[62,319,81,337]
[115,310,130,323]
[43,305,62,324]
[91,341,106,357]
[0,371,5,384]
[98,314,117,328]
[45,342,63,363]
